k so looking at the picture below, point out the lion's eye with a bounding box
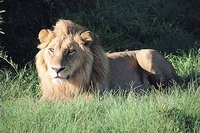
[68,50,75,55]
[48,48,54,53]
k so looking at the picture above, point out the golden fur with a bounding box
[36,19,108,102]
[36,19,182,102]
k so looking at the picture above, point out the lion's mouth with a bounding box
[53,75,70,79]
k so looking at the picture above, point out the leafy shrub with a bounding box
[0,9,4,34]
[73,0,199,52]
[1,0,200,67]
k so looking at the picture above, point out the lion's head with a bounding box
[36,19,109,101]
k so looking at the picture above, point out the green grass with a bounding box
[166,49,200,79]
[0,49,200,132]
[1,87,200,132]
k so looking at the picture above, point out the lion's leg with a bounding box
[135,71,150,94]
[136,49,182,89]
[142,71,150,90]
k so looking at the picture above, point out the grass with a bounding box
[0,49,200,132]
[1,86,200,132]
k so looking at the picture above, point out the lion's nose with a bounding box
[51,67,65,73]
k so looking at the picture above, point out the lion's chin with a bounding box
[52,77,67,84]
[51,74,70,84]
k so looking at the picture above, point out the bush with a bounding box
[0,9,4,34]
[1,0,200,66]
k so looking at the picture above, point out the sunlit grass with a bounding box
[0,49,200,132]
[166,48,200,80]
[0,86,200,132]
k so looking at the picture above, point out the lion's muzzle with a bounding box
[49,66,70,80]
[51,67,65,74]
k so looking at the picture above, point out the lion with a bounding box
[36,19,182,102]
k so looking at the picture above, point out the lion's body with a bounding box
[105,51,148,94]
[36,19,182,102]
[105,50,182,93]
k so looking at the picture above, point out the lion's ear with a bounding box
[38,29,53,49]
[80,31,94,47]
[38,29,50,43]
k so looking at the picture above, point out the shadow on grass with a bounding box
[184,73,200,87]
[159,107,200,132]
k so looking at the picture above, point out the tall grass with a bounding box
[0,49,200,132]
[166,48,200,79]
[0,51,40,101]
[0,86,200,132]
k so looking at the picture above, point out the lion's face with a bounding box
[36,20,96,85]
[44,36,85,84]
[36,19,109,101]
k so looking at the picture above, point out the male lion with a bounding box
[36,19,182,102]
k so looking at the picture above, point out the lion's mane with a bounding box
[36,19,109,101]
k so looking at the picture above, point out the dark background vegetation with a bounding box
[0,0,200,67]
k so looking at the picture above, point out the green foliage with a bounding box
[166,48,200,78]
[1,0,200,66]
[0,1,5,34]
[0,10,4,34]
[1,0,95,66]
[0,50,39,101]
[72,0,197,52]
[0,50,18,73]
